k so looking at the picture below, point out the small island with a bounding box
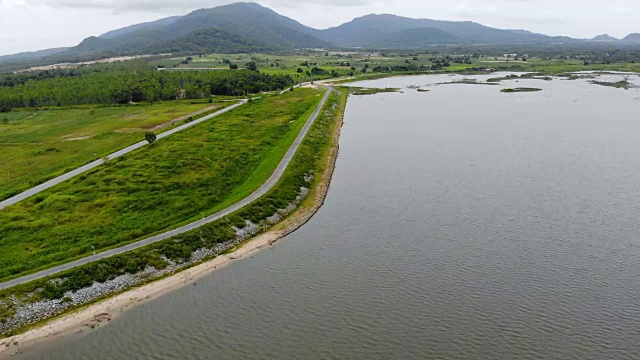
[501,87,543,93]
[590,79,633,89]
[439,79,499,86]
[348,87,401,95]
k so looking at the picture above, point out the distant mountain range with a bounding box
[0,47,70,63]
[592,34,618,41]
[4,2,640,66]
[623,33,640,42]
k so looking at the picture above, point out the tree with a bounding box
[297,67,304,73]
[245,61,258,72]
[145,131,157,144]
[311,66,327,75]
[0,105,10,113]
[229,64,239,70]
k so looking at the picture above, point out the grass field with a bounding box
[151,52,640,83]
[0,88,323,282]
[152,53,361,80]
[0,100,237,201]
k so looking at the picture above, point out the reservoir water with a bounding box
[15,73,640,359]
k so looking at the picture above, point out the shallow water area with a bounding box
[13,72,640,359]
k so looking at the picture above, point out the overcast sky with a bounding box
[2,0,640,56]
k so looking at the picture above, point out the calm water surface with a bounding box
[16,73,640,359]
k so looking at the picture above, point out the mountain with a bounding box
[2,1,629,68]
[141,28,270,54]
[319,14,576,47]
[0,47,69,62]
[53,2,328,60]
[99,16,181,39]
[592,34,618,41]
[369,27,462,48]
[622,33,640,42]
[54,4,584,61]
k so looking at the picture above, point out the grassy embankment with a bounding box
[0,88,323,282]
[0,88,347,333]
[0,100,238,201]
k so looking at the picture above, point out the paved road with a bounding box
[0,100,247,211]
[0,87,333,290]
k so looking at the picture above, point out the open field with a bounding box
[152,52,368,80]
[0,100,236,201]
[152,52,640,82]
[0,88,323,282]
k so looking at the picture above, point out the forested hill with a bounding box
[318,14,578,47]
[99,16,181,39]
[43,4,583,64]
[47,2,328,63]
[368,28,463,48]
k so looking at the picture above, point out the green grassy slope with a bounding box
[0,88,323,281]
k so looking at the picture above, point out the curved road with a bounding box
[0,87,332,290]
[0,100,247,211]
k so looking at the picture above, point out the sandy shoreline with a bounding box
[0,90,346,358]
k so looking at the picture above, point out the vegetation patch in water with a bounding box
[347,87,401,95]
[406,85,430,92]
[439,79,499,86]
[590,79,634,89]
[501,87,543,93]
[487,73,552,82]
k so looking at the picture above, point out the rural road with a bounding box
[0,87,333,290]
[0,100,247,211]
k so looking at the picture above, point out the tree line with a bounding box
[0,68,294,109]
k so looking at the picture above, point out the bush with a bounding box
[145,131,157,144]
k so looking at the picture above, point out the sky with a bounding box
[1,0,640,56]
